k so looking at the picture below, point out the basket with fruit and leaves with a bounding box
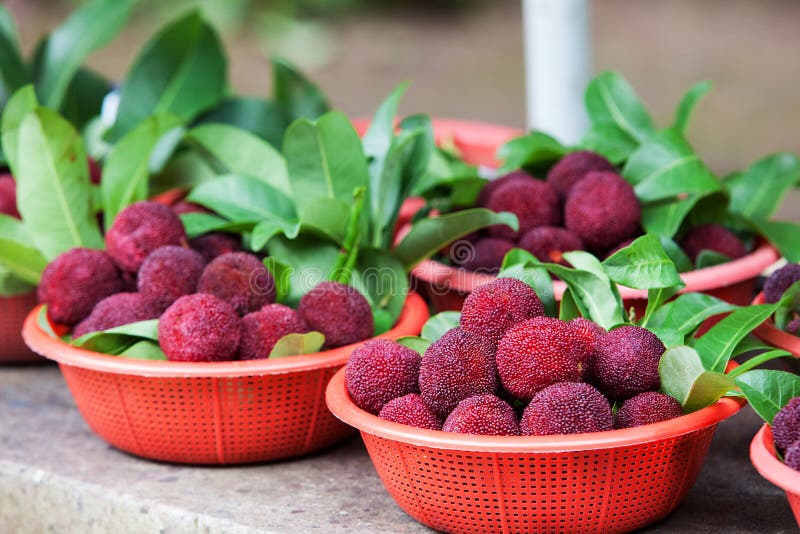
[405,73,794,312]
[752,263,800,357]
[21,85,519,464]
[0,4,334,363]
[327,236,798,533]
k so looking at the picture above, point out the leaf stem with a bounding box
[330,187,365,285]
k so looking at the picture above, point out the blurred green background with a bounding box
[6,0,800,219]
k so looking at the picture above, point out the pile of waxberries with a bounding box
[453,151,747,274]
[763,263,800,335]
[345,277,681,436]
[770,397,800,472]
[38,200,374,362]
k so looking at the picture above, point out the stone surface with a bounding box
[0,366,796,533]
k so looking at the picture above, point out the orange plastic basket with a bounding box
[750,424,800,527]
[0,291,42,364]
[326,369,745,534]
[22,292,429,465]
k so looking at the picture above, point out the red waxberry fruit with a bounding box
[520,382,613,436]
[546,150,616,199]
[487,178,561,240]
[454,237,514,274]
[298,281,374,348]
[105,201,187,272]
[190,232,242,262]
[614,392,683,429]
[764,264,800,304]
[137,246,205,311]
[476,170,534,208]
[38,248,124,325]
[589,325,665,400]
[73,293,161,338]
[197,252,275,316]
[442,394,519,436]
[773,397,800,454]
[681,224,746,264]
[0,175,20,218]
[158,293,242,362]
[496,316,589,400]
[239,304,309,360]
[519,226,584,266]
[379,393,442,430]
[419,328,498,418]
[460,277,544,345]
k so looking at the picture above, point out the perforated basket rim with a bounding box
[752,292,800,356]
[411,241,779,299]
[750,424,800,493]
[326,368,745,453]
[21,292,428,378]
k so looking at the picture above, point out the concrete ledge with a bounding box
[0,367,795,533]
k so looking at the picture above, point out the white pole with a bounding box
[522,0,591,144]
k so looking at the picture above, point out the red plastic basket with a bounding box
[0,291,41,364]
[326,369,745,534]
[22,292,429,465]
[750,424,800,527]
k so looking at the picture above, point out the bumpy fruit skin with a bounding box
[0,175,20,218]
[190,232,242,262]
[73,293,161,338]
[519,226,584,266]
[614,391,683,429]
[238,304,309,360]
[137,246,205,311]
[460,277,544,345]
[379,393,442,430]
[784,441,800,472]
[520,382,613,436]
[568,317,606,362]
[105,201,187,272]
[419,328,498,418]
[298,281,374,348]
[455,237,514,274]
[681,224,746,264]
[158,293,242,362]
[590,325,665,400]
[197,252,275,316]
[476,170,533,208]
[487,178,561,240]
[772,397,800,453]
[787,318,800,336]
[344,339,422,414]
[546,150,616,199]
[763,264,800,304]
[442,394,519,436]
[564,171,641,254]
[38,248,124,326]
[496,317,588,399]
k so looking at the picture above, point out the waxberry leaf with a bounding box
[602,234,682,289]
[659,345,734,412]
[673,81,712,133]
[1,84,38,174]
[584,71,655,144]
[421,311,461,343]
[119,341,167,361]
[269,331,325,358]
[497,131,571,174]
[695,250,732,269]
[197,97,286,148]
[499,248,556,317]
[397,336,431,357]
[263,257,292,304]
[727,152,800,221]
[271,57,329,123]
[750,220,800,263]
[735,369,800,423]
[72,319,160,355]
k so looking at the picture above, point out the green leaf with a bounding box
[559,289,581,321]
[694,303,780,372]
[16,108,103,259]
[499,249,556,317]
[0,215,48,284]
[412,147,483,204]
[186,123,290,196]
[750,219,800,263]
[421,311,461,343]
[37,306,58,337]
[602,234,682,289]
[33,0,132,110]
[393,208,518,270]
[269,331,325,358]
[0,264,34,296]
[584,71,655,144]
[263,257,292,304]
[271,57,329,123]
[497,131,571,173]
[179,213,251,238]
[642,285,682,328]
[251,219,301,251]
[648,293,736,347]
[674,81,712,133]
[0,6,28,104]
[641,195,701,238]
[397,336,430,356]
[72,319,160,355]
[284,111,369,220]
[119,340,167,361]
[350,248,408,331]
[110,11,226,140]
[1,85,38,175]
[695,250,732,269]
[362,82,407,183]
[187,174,297,225]
[101,114,184,224]
[197,97,286,148]
[735,369,800,423]
[150,150,216,194]
[728,349,793,378]
[330,187,366,285]
[727,152,800,220]
[659,236,693,272]
[623,128,720,202]
[579,123,639,164]
[659,345,734,412]
[60,68,113,130]
[266,234,340,306]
